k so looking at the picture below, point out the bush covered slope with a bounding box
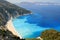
[0,0,31,26]
[0,0,31,40]
[41,29,60,40]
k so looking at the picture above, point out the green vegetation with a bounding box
[0,29,21,40]
[40,29,60,40]
[0,0,31,40]
[0,0,31,26]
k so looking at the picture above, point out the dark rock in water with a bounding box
[0,0,31,40]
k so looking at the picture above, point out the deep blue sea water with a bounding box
[12,5,60,38]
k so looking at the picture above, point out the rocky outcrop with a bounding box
[0,0,31,40]
[0,28,21,40]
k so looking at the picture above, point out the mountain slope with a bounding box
[16,2,60,6]
[0,0,31,26]
[0,0,31,40]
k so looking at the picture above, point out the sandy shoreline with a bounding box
[5,19,43,40]
[5,20,22,39]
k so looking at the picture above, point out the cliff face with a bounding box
[0,0,31,40]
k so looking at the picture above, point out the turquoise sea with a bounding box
[12,5,60,38]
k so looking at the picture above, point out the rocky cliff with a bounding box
[0,0,31,40]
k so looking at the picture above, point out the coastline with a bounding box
[5,17,43,40]
[4,13,32,39]
[37,37,43,40]
[5,19,22,39]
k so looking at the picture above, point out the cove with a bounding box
[12,5,60,38]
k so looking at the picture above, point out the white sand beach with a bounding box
[5,19,22,39]
[37,37,43,40]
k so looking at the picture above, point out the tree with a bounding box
[40,29,60,40]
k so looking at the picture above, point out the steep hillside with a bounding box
[0,0,31,26]
[0,0,31,40]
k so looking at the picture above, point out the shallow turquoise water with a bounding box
[12,15,50,38]
[12,5,60,38]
